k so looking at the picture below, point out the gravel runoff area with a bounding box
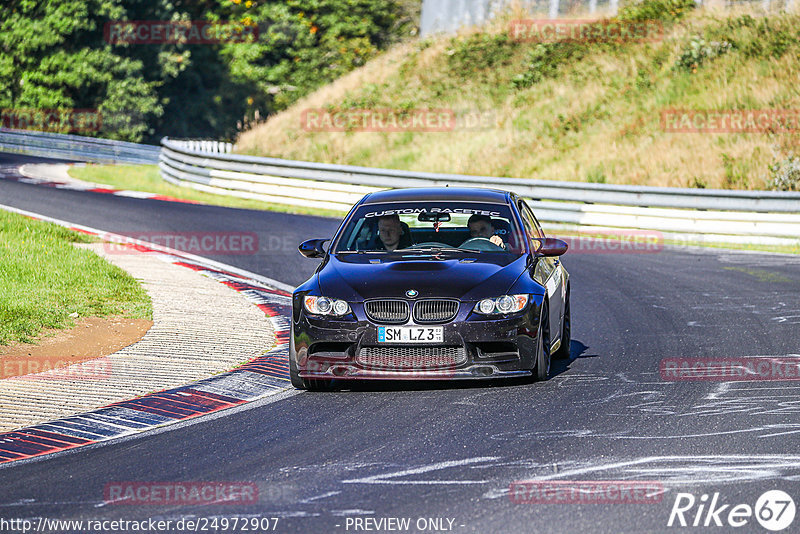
[0,243,277,432]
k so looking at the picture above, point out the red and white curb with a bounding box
[0,204,295,465]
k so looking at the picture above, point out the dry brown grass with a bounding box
[236,7,800,190]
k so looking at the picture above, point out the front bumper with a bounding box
[300,365,531,381]
[292,307,539,381]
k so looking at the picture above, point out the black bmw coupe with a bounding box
[290,187,570,389]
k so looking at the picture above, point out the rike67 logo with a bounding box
[668,490,796,531]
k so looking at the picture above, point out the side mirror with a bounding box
[532,237,568,257]
[299,238,329,259]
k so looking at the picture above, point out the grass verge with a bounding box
[0,210,153,345]
[67,164,345,218]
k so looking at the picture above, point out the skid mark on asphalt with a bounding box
[482,455,800,499]
[257,454,800,508]
[637,291,800,328]
[492,367,800,438]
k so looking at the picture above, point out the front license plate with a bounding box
[378,326,443,343]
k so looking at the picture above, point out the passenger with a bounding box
[467,214,506,249]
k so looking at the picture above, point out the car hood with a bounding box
[318,253,527,301]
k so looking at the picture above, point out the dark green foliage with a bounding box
[221,0,418,114]
[0,0,161,142]
[512,42,585,89]
[0,0,419,142]
[446,33,518,74]
[707,14,800,59]
[674,35,732,72]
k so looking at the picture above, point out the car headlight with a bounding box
[474,294,529,315]
[304,295,351,316]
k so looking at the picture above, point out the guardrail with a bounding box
[160,137,800,245]
[0,128,159,165]
[1,130,797,246]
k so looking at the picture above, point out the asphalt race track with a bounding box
[2,153,800,533]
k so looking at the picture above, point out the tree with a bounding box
[0,0,161,142]
[219,0,419,118]
[0,0,419,142]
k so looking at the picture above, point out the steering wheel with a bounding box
[459,237,505,252]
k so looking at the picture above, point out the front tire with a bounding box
[535,302,551,381]
[289,330,333,390]
[289,349,332,391]
[289,334,306,389]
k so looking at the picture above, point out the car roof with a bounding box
[360,187,512,205]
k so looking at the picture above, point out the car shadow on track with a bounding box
[550,339,591,378]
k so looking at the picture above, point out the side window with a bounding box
[518,200,545,239]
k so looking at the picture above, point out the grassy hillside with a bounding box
[236,1,800,190]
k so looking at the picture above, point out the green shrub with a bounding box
[512,42,585,89]
[446,33,518,75]
[707,14,799,59]
[675,35,732,72]
[587,166,608,183]
[721,153,749,189]
[768,154,800,191]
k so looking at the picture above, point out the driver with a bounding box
[467,214,506,249]
[377,214,405,251]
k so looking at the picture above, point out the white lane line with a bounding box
[342,457,500,485]
[298,491,341,504]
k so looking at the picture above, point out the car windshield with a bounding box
[333,201,525,255]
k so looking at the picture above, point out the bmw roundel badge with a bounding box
[406,289,419,298]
